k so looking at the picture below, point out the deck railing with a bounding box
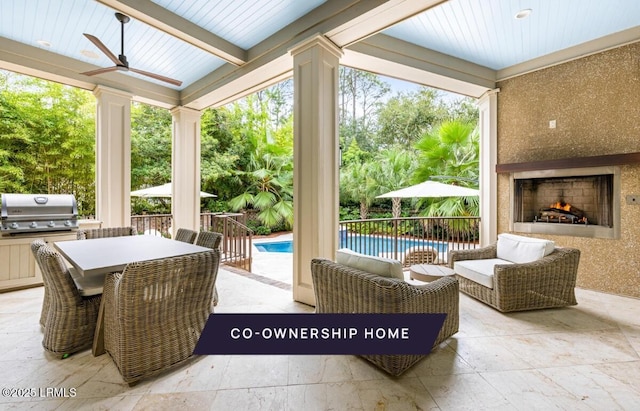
[131,214,172,237]
[130,214,478,271]
[200,213,253,271]
[339,216,480,266]
[130,212,253,271]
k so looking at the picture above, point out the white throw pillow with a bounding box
[496,233,555,264]
[336,248,404,280]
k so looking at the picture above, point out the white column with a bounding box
[93,86,132,228]
[170,106,202,237]
[478,89,499,246]
[290,35,342,305]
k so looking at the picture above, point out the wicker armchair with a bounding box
[195,231,223,306]
[310,258,459,376]
[36,245,101,358]
[175,228,198,243]
[31,240,48,328]
[77,226,136,240]
[449,244,580,312]
[103,249,220,385]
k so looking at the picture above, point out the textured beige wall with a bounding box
[496,42,640,298]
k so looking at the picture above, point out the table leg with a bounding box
[92,297,106,356]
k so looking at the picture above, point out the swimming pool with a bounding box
[254,235,447,255]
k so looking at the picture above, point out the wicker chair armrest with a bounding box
[408,276,459,311]
[448,244,497,267]
[493,248,580,290]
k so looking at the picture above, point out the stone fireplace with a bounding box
[509,166,620,239]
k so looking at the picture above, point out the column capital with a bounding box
[479,88,500,101]
[93,85,133,100]
[289,34,343,59]
[170,106,201,117]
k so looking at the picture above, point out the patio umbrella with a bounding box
[377,180,478,199]
[130,182,216,198]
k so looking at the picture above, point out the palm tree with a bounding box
[371,148,416,218]
[228,150,293,229]
[413,120,479,217]
[340,161,378,220]
[227,94,294,230]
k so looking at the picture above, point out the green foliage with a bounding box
[339,161,378,219]
[130,103,171,189]
[200,107,245,200]
[369,147,417,218]
[375,88,448,147]
[0,71,95,215]
[340,138,371,167]
[413,120,480,217]
[1,68,480,225]
[130,103,172,214]
[225,90,294,231]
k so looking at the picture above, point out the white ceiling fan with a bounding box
[81,12,182,87]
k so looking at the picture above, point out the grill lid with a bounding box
[1,193,79,234]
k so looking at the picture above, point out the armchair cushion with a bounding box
[496,233,555,264]
[454,258,513,289]
[336,248,403,280]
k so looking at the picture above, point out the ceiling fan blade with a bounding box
[80,66,121,76]
[83,33,123,66]
[129,67,183,87]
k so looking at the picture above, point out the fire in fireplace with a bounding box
[536,201,587,224]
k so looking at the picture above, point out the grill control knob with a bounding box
[29,222,38,228]
[48,221,56,228]
[64,220,72,227]
[10,222,19,229]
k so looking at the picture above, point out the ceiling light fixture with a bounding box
[81,50,100,59]
[36,40,51,47]
[515,8,532,19]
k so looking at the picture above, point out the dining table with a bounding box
[53,235,212,356]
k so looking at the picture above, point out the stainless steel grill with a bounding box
[1,194,78,235]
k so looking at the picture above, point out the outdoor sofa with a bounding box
[449,233,581,312]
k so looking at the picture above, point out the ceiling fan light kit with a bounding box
[81,12,182,87]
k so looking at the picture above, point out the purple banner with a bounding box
[194,313,446,355]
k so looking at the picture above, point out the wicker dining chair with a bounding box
[103,249,220,385]
[37,245,101,358]
[175,228,198,243]
[77,226,136,240]
[31,240,49,328]
[195,231,222,249]
[195,231,223,306]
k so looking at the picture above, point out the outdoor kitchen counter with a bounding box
[0,219,101,292]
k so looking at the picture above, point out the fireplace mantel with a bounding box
[496,152,640,174]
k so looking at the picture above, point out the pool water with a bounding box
[255,240,293,253]
[255,236,447,255]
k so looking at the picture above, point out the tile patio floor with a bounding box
[1,251,639,410]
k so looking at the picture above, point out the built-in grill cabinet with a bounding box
[1,194,78,235]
